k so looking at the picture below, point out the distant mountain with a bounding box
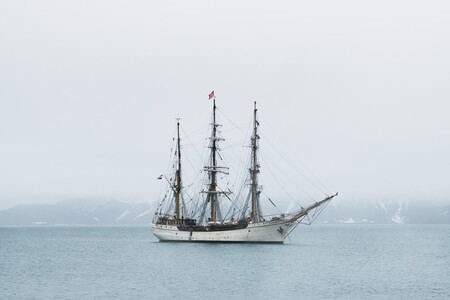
[315,199,450,224]
[0,199,155,226]
[0,198,449,225]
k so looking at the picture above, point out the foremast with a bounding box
[174,118,182,219]
[250,101,262,222]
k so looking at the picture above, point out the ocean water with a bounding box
[1,225,449,299]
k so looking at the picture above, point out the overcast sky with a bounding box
[1,0,449,210]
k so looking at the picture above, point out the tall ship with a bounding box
[151,93,337,243]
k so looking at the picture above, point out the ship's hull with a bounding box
[151,220,294,243]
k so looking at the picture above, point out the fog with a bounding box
[1,0,449,209]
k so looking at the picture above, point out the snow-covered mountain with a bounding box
[0,199,155,226]
[315,198,450,224]
[0,198,449,225]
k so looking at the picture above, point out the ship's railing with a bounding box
[155,217,197,226]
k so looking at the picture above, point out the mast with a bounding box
[174,118,181,219]
[201,97,231,223]
[250,101,260,222]
[209,99,218,221]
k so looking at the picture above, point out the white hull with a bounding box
[151,220,295,243]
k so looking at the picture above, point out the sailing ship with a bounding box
[151,94,337,243]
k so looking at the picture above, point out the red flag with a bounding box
[208,91,215,100]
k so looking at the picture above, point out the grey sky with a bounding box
[1,0,449,209]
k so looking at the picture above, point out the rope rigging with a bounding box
[260,116,330,194]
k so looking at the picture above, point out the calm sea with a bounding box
[1,225,449,299]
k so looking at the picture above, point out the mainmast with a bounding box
[209,99,218,221]
[250,101,261,222]
[202,97,230,223]
[174,118,182,219]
